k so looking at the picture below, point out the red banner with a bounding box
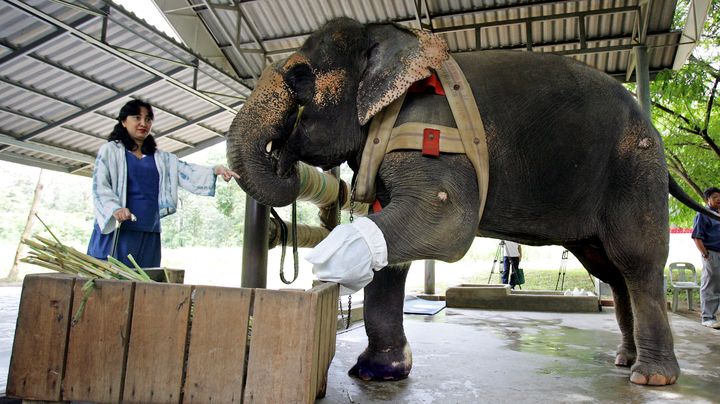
[669,228,692,234]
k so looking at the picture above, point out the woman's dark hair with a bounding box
[704,187,720,200]
[108,99,157,154]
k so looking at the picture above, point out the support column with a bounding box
[241,198,269,288]
[634,45,651,117]
[424,260,435,295]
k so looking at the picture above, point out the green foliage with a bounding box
[0,165,95,253]
[160,145,247,248]
[651,0,720,227]
[464,267,596,292]
[0,174,35,244]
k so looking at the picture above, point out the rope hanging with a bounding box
[271,205,299,285]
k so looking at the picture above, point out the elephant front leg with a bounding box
[349,262,412,381]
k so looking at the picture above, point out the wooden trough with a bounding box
[6,273,339,403]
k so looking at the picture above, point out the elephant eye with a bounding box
[286,64,315,105]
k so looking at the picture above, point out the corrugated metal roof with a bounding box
[0,0,704,175]
[0,0,251,175]
[189,0,687,84]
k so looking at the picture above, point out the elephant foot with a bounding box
[629,360,680,386]
[348,342,412,381]
[614,345,636,367]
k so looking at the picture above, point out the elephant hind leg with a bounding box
[599,229,679,385]
[566,241,636,367]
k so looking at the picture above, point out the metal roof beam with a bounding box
[232,1,267,55]
[15,68,181,142]
[7,0,240,113]
[156,100,243,139]
[0,13,98,67]
[47,0,104,17]
[62,125,108,142]
[472,31,674,56]
[29,53,118,93]
[433,6,638,34]
[0,76,83,110]
[112,45,197,68]
[412,0,433,31]
[0,106,48,124]
[0,133,96,164]
[0,153,78,173]
[235,0,620,50]
[200,0,260,80]
[673,0,711,70]
[176,134,226,158]
[0,40,125,93]
[268,30,670,60]
[93,0,254,94]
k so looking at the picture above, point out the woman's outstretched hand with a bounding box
[214,165,240,182]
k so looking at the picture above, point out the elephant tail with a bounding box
[668,174,720,220]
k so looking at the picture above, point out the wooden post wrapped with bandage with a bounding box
[269,221,329,249]
[270,163,368,249]
[297,163,368,212]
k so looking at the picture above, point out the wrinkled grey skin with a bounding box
[227,17,699,386]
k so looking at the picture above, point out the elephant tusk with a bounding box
[266,141,273,153]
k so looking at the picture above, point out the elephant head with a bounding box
[227,17,448,206]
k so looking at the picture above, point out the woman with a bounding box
[87,99,239,268]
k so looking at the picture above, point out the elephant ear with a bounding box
[357,25,449,125]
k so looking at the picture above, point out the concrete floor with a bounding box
[321,307,720,403]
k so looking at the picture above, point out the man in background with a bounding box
[502,240,522,289]
[692,187,720,329]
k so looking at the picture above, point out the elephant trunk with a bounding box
[226,67,300,207]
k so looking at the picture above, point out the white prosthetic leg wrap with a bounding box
[306,217,388,295]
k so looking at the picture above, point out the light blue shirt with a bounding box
[92,141,216,234]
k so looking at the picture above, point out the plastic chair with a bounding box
[667,262,701,312]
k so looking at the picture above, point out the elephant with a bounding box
[226,17,717,386]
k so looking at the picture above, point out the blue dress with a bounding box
[87,151,161,268]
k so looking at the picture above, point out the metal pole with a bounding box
[424,260,435,295]
[241,197,269,288]
[634,45,651,117]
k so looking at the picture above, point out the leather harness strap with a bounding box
[354,56,490,220]
[355,93,406,203]
[386,122,465,154]
[436,56,490,220]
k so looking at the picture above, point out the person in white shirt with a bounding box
[502,240,522,288]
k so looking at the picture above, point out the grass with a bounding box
[406,266,597,295]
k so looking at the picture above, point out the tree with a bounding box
[651,0,720,226]
[4,170,44,282]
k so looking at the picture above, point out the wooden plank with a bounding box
[315,285,329,399]
[325,285,338,388]
[315,283,339,399]
[123,282,192,404]
[7,274,74,401]
[244,289,318,404]
[144,268,185,284]
[330,283,339,358]
[63,278,133,403]
[309,291,321,401]
[183,286,252,404]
